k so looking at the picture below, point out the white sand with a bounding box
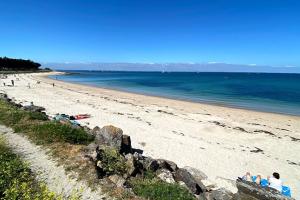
[1,72,300,198]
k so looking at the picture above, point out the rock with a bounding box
[157,159,178,172]
[157,169,175,183]
[184,166,208,181]
[82,126,92,134]
[125,154,136,177]
[22,105,45,112]
[236,179,293,200]
[91,126,101,136]
[0,93,10,102]
[205,188,235,200]
[143,157,159,171]
[83,142,98,161]
[108,174,126,187]
[174,168,207,195]
[133,152,144,161]
[121,135,132,154]
[95,125,123,151]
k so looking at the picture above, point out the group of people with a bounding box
[243,172,283,192]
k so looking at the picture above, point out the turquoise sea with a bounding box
[50,71,300,116]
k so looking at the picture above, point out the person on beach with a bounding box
[11,80,14,86]
[242,172,261,184]
[243,172,252,182]
[52,83,55,87]
[268,172,282,192]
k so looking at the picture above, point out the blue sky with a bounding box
[1,0,300,69]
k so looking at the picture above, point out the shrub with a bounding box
[130,178,195,200]
[97,146,128,175]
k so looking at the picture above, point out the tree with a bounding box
[0,57,41,71]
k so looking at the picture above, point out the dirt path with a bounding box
[0,125,108,200]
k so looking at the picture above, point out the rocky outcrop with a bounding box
[174,168,207,195]
[236,179,294,200]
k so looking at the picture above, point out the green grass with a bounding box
[0,137,58,199]
[0,99,94,145]
[130,178,196,200]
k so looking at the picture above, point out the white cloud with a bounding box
[285,65,296,68]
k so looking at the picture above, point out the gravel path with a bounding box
[0,125,109,200]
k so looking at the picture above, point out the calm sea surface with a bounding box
[50,71,300,116]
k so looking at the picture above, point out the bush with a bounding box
[97,146,128,175]
[0,137,58,199]
[130,178,195,200]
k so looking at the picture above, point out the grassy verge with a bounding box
[130,179,195,200]
[0,136,59,199]
[129,171,196,200]
[0,100,94,145]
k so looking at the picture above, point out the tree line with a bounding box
[0,57,41,71]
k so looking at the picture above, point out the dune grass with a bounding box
[0,99,94,145]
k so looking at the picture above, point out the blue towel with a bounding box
[260,179,268,187]
[282,186,291,197]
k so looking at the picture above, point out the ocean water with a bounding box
[50,71,300,116]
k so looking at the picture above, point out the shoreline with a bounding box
[1,72,300,198]
[46,71,300,118]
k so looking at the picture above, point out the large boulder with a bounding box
[184,166,208,181]
[174,168,207,195]
[236,179,293,200]
[95,125,123,150]
[95,125,132,154]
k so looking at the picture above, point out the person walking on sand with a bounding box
[52,83,55,87]
[11,80,14,86]
[268,172,283,192]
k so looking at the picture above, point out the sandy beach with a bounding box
[1,72,300,198]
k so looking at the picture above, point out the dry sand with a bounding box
[1,72,300,198]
